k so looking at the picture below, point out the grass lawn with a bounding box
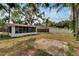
[0,32,78,56]
[0,32,75,48]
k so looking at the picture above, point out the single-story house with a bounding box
[5,24,49,37]
[36,26,49,32]
[7,24,37,37]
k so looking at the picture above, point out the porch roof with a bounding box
[7,23,36,27]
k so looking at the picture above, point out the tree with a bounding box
[21,3,41,25]
[0,19,6,28]
[18,3,66,26]
[6,3,20,23]
[45,3,79,40]
[0,3,20,23]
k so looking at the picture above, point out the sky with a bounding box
[20,3,71,23]
[39,6,71,22]
[0,3,71,23]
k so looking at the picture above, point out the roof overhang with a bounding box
[7,23,36,27]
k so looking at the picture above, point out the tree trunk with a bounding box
[8,7,10,23]
[72,4,76,36]
[72,4,79,40]
[76,4,79,40]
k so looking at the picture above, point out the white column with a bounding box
[11,26,15,37]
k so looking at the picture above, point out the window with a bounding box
[8,26,11,33]
[19,27,23,33]
[15,26,36,34]
[27,27,36,32]
[15,26,19,33]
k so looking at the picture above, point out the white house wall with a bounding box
[11,32,37,37]
[9,26,37,37]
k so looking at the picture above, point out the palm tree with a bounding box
[42,3,79,40]
[54,3,79,40]
[61,4,79,40]
[34,3,79,40]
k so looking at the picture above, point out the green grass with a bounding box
[0,35,12,40]
[26,38,36,49]
[67,43,75,56]
[34,49,52,56]
[27,44,34,49]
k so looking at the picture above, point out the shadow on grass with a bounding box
[0,34,38,40]
[0,35,12,40]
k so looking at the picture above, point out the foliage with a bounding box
[0,35,11,40]
[0,3,69,25]
[0,19,6,28]
[27,38,36,43]
[34,49,52,56]
[67,44,75,56]
[48,20,55,27]
[55,20,72,29]
[26,38,36,49]
[27,44,34,49]
[0,3,20,23]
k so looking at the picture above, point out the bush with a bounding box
[26,38,36,49]
[67,44,75,56]
[27,38,36,43]
[34,49,52,56]
[27,44,34,49]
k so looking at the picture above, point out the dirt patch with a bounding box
[34,39,69,56]
[0,38,36,56]
[0,32,76,56]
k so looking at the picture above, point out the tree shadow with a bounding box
[0,34,12,40]
[0,34,38,40]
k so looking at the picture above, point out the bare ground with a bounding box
[0,32,79,56]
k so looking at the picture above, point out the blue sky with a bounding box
[20,4,71,23]
[39,7,71,22]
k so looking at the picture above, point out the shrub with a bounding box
[67,44,75,56]
[26,38,36,49]
[34,49,52,56]
[27,38,36,43]
[27,44,34,49]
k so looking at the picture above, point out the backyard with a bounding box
[0,3,79,56]
[0,28,79,56]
